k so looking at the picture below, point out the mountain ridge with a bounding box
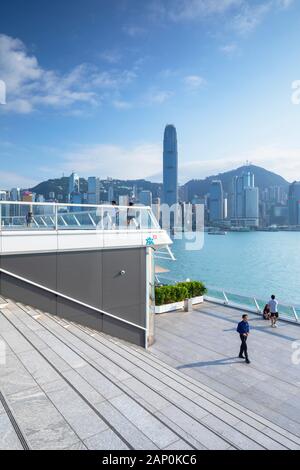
[30,164,290,201]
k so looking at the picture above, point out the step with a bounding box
[9,301,293,450]
[0,304,196,450]
[38,305,300,450]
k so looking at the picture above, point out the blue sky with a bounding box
[1,0,300,189]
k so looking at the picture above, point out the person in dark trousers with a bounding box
[263,303,271,320]
[237,314,251,364]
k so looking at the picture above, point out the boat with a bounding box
[208,229,227,235]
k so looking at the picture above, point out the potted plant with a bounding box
[155,281,206,313]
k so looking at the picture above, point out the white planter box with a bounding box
[192,295,204,305]
[155,301,184,314]
[155,296,204,314]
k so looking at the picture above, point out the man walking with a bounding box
[237,314,251,364]
[268,294,279,328]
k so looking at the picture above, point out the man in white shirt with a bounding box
[268,295,279,328]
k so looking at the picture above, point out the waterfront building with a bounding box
[87,177,101,205]
[108,185,114,203]
[139,190,153,207]
[209,180,224,223]
[119,194,129,206]
[68,172,80,204]
[288,181,300,225]
[230,171,259,227]
[163,124,178,207]
[152,197,161,224]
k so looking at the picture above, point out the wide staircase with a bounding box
[0,296,300,450]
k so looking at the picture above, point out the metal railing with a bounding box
[0,201,160,232]
[204,286,299,324]
[0,267,147,332]
[155,274,300,325]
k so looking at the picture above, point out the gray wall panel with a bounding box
[0,245,148,347]
[0,272,57,315]
[57,251,102,309]
[1,253,57,290]
[57,297,103,331]
[102,248,146,326]
[102,315,145,347]
[107,303,147,329]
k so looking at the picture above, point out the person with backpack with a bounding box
[237,314,251,364]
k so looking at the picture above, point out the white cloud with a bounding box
[179,145,300,182]
[62,143,162,180]
[231,2,272,35]
[0,170,38,189]
[0,34,136,114]
[219,43,239,56]
[277,0,294,8]
[122,25,146,37]
[168,0,242,21]
[183,75,206,90]
[143,89,173,105]
[112,99,133,110]
[150,0,293,34]
[100,49,122,64]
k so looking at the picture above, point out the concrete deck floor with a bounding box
[151,302,300,437]
[1,296,300,450]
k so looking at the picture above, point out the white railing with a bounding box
[0,201,160,232]
[0,267,147,332]
[156,274,300,325]
[204,286,299,324]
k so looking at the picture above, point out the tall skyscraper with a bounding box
[230,171,259,227]
[209,180,224,222]
[69,172,80,195]
[87,177,101,205]
[68,172,81,205]
[139,190,152,207]
[163,124,178,207]
[288,181,300,225]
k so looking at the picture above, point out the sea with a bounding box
[157,231,300,307]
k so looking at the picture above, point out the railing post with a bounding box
[253,297,261,313]
[101,207,104,230]
[0,203,2,231]
[292,306,299,322]
[223,291,229,305]
[54,205,58,231]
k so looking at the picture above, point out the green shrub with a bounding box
[155,281,206,306]
[177,281,207,297]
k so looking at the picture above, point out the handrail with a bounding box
[0,201,152,210]
[155,274,300,325]
[0,268,147,332]
[0,201,161,231]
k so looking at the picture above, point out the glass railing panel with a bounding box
[206,287,226,302]
[0,203,160,232]
[225,292,255,310]
[1,203,56,230]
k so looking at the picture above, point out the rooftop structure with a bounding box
[0,201,172,349]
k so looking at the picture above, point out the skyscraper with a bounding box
[209,180,224,222]
[230,171,259,227]
[69,172,80,195]
[288,181,300,225]
[163,124,178,207]
[87,177,101,205]
[139,190,152,207]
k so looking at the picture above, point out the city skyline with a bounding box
[1,1,300,188]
